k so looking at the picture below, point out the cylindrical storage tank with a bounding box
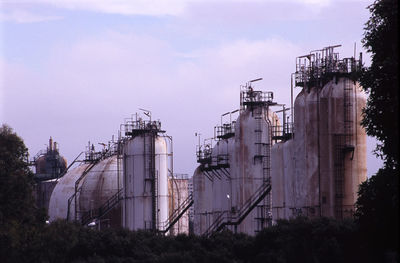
[290,88,306,217]
[286,78,367,220]
[193,166,207,235]
[271,142,284,221]
[122,134,169,231]
[346,82,367,215]
[168,175,189,235]
[282,139,295,219]
[303,86,320,217]
[79,155,121,227]
[231,106,274,235]
[224,137,235,214]
[231,110,258,235]
[48,163,90,221]
[319,78,367,218]
[211,140,227,221]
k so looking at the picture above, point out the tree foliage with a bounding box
[7,217,371,263]
[356,0,399,260]
[0,124,46,262]
[360,0,399,168]
[355,169,398,254]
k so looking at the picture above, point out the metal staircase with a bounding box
[81,188,124,225]
[203,178,272,237]
[159,193,194,234]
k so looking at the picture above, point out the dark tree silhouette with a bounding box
[360,0,398,168]
[356,0,399,261]
[0,124,46,262]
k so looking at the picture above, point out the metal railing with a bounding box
[81,188,124,225]
[214,122,236,139]
[203,178,272,237]
[160,193,194,234]
[294,45,362,87]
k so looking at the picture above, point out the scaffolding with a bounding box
[240,79,275,111]
[294,45,362,89]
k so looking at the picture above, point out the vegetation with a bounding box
[359,0,398,168]
[0,0,398,262]
[0,124,46,261]
[0,217,373,263]
[355,0,399,260]
[0,121,388,263]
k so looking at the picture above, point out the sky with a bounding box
[0,0,383,177]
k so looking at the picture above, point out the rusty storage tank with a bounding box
[33,137,68,211]
[79,155,122,228]
[193,166,213,235]
[271,46,367,221]
[122,119,170,232]
[230,103,277,235]
[49,143,121,227]
[168,174,190,235]
[34,137,67,181]
[210,138,232,225]
[193,83,278,236]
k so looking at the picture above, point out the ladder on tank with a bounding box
[253,107,272,231]
[334,78,355,219]
[144,132,158,230]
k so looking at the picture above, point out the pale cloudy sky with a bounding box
[0,0,383,176]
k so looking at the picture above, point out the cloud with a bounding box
[1,0,187,17]
[1,0,368,18]
[0,9,62,23]
[1,31,303,174]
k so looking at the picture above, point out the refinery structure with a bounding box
[32,45,366,236]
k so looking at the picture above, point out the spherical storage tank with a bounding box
[48,163,90,221]
[48,155,121,224]
[122,134,169,231]
[79,155,121,226]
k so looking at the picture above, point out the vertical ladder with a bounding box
[144,132,157,230]
[344,78,354,147]
[253,107,271,231]
[334,78,354,219]
[334,135,345,219]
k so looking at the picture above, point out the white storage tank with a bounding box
[48,163,90,221]
[122,131,169,231]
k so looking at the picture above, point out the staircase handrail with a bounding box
[81,188,124,225]
[160,193,194,233]
[203,178,272,236]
